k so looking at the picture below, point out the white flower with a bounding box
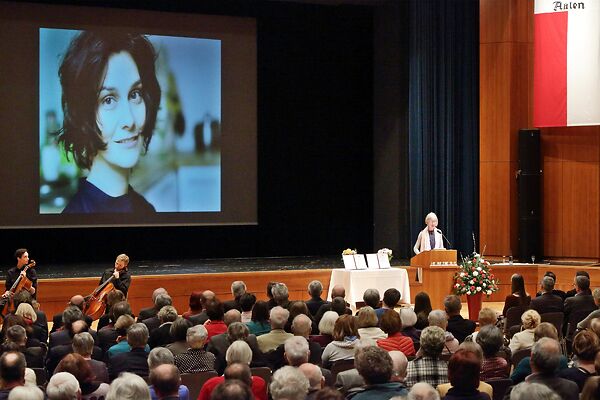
[483,283,486,287]
[486,290,492,295]
[470,280,475,284]
[476,267,482,271]
[473,271,479,277]
[476,287,481,292]
[467,291,471,295]
[460,272,465,277]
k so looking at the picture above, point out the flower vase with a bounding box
[466,292,483,321]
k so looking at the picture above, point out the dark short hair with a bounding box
[206,299,224,321]
[56,353,94,383]
[210,379,253,400]
[188,291,203,311]
[380,310,402,335]
[577,276,591,291]
[0,352,25,383]
[251,301,269,323]
[239,293,256,312]
[355,346,392,384]
[573,330,600,361]
[383,288,401,307]
[448,349,481,391]
[111,301,132,322]
[266,282,276,299]
[576,270,591,279]
[170,318,192,342]
[58,31,161,170]
[14,249,27,260]
[331,297,347,315]
[12,291,33,309]
[332,314,357,341]
[150,364,180,397]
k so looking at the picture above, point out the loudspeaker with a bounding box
[518,128,542,262]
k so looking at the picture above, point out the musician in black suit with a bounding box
[531,276,564,314]
[99,254,131,298]
[4,248,37,299]
[108,323,150,381]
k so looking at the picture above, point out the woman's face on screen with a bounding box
[95,51,146,170]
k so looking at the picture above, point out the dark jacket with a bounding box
[108,347,149,381]
[446,315,476,343]
[530,292,564,314]
[99,268,131,298]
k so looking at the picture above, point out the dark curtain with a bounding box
[408,0,479,257]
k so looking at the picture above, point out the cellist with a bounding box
[3,249,37,299]
[99,254,131,298]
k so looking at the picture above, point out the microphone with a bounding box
[436,228,453,248]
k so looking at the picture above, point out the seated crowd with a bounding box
[2,271,600,400]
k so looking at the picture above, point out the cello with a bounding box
[83,274,116,321]
[0,260,36,318]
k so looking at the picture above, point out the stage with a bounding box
[3,256,599,321]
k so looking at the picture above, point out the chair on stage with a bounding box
[485,378,513,400]
[504,306,528,338]
[330,359,355,383]
[181,371,218,399]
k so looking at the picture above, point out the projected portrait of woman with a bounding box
[57,31,161,213]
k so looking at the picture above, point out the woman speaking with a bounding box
[413,212,445,254]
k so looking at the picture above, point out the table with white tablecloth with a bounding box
[326,267,411,309]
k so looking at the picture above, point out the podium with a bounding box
[410,250,458,309]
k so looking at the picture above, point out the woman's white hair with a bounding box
[399,307,418,328]
[106,372,151,400]
[425,212,438,224]
[318,311,338,335]
[225,340,253,365]
[46,372,80,400]
[270,366,309,400]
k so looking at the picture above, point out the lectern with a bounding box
[410,250,458,309]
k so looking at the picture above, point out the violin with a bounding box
[0,260,36,317]
[83,273,116,321]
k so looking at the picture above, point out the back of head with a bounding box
[447,349,481,391]
[509,381,562,400]
[187,324,209,348]
[308,280,323,298]
[576,275,591,291]
[380,310,402,335]
[541,276,555,292]
[115,314,135,335]
[356,306,378,329]
[419,326,445,358]
[330,285,345,299]
[330,297,347,315]
[399,307,417,328]
[332,314,357,341]
[149,363,180,398]
[239,293,256,312]
[210,379,253,400]
[152,288,168,303]
[271,283,289,304]
[388,350,408,380]
[170,317,192,342]
[573,330,600,361]
[251,300,269,323]
[383,288,401,308]
[46,372,80,400]
[284,336,310,366]
[476,325,503,358]
[157,306,178,323]
[62,306,84,329]
[155,293,173,309]
[225,340,253,365]
[127,323,149,348]
[7,385,44,400]
[231,281,247,298]
[0,351,25,385]
[531,337,560,374]
[355,345,393,385]
[269,306,290,329]
[5,325,26,346]
[414,292,432,314]
[15,303,37,323]
[227,322,249,342]
[55,353,93,384]
[292,313,312,337]
[298,363,323,390]
[407,382,440,400]
[511,273,526,296]
[111,301,132,322]
[533,322,558,341]
[521,309,541,330]
[362,289,380,308]
[443,295,462,315]
[478,307,497,327]
[148,346,175,369]
[427,309,447,329]
[270,366,310,400]
[106,372,151,400]
[318,311,338,335]
[206,299,225,321]
[224,363,252,387]
[224,310,242,326]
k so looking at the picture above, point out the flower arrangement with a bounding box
[341,248,357,258]
[453,252,499,296]
[378,248,393,262]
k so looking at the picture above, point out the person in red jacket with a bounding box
[377,310,416,356]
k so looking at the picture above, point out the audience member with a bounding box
[106,315,142,359]
[147,347,191,400]
[285,301,315,334]
[149,364,181,400]
[239,293,256,323]
[108,323,150,380]
[149,306,179,348]
[46,372,80,400]
[313,311,337,348]
[2,325,44,368]
[98,300,133,354]
[314,285,351,323]
[444,295,475,343]
[476,325,508,380]
[138,288,168,321]
[166,317,192,356]
[427,310,459,354]
[174,324,216,373]
[245,300,271,336]
[376,288,402,320]
[50,295,92,334]
[182,291,203,320]
[12,291,48,343]
[351,345,408,399]
[321,314,359,368]
[0,352,26,399]
[55,353,109,399]
[142,293,173,333]
[299,363,324,400]
[565,271,591,298]
[577,288,600,329]
[530,276,564,314]
[188,290,215,326]
[356,306,387,341]
[209,320,261,374]
[257,306,293,353]
[407,382,440,400]
[313,387,344,400]
[508,309,541,353]
[97,290,126,330]
[266,282,278,310]
[557,329,599,391]
[270,366,309,400]
[272,283,291,309]
[270,314,322,370]
[47,320,99,374]
[436,342,493,398]
[414,292,432,330]
[204,299,228,340]
[199,361,267,400]
[224,281,247,312]
[465,308,496,342]
[6,385,44,400]
[441,349,490,400]
[306,280,327,317]
[362,288,381,309]
[535,271,566,299]
[502,273,531,316]
[564,275,597,338]
[209,379,253,400]
[405,326,449,388]
[581,376,600,400]
[106,372,151,400]
[399,308,421,344]
[49,306,97,348]
[377,310,416,356]
[508,381,561,400]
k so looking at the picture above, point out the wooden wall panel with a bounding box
[542,161,562,256]
[480,162,513,255]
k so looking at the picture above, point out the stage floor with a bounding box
[30,255,411,279]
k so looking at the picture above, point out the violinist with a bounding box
[3,249,37,299]
[99,254,131,298]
